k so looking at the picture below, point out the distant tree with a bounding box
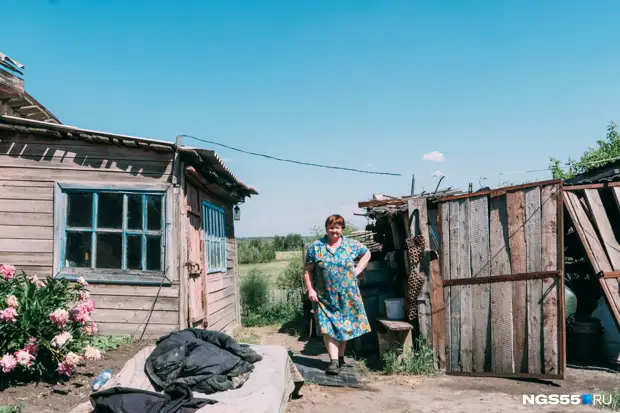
[549,121,620,179]
[238,238,276,264]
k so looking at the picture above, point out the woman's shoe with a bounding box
[325,359,340,375]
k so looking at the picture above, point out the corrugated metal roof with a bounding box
[179,147,258,195]
[0,115,257,196]
[564,159,620,186]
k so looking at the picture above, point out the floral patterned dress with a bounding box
[306,236,371,341]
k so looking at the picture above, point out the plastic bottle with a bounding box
[92,369,113,391]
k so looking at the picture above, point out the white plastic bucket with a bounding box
[385,298,405,320]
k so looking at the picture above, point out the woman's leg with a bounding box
[337,340,347,357]
[323,334,340,374]
[337,340,349,367]
[323,334,339,360]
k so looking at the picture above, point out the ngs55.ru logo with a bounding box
[523,394,612,406]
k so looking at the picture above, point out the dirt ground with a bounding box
[1,327,617,413]
[0,338,157,413]
[240,326,620,413]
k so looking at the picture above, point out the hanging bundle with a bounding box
[404,235,426,321]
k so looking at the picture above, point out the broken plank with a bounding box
[584,188,620,269]
[490,195,515,374]
[541,184,559,375]
[564,191,612,274]
[507,189,527,373]
[468,195,490,373]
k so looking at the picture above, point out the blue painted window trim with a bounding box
[54,183,169,285]
[202,201,227,274]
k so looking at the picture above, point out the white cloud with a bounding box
[423,151,447,162]
[432,170,444,177]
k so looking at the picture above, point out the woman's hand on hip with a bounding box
[308,288,319,303]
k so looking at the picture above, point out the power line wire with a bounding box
[179,134,402,176]
[180,134,620,180]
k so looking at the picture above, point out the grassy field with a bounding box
[238,250,300,284]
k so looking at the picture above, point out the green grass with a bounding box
[0,405,23,413]
[239,251,299,283]
[381,336,439,377]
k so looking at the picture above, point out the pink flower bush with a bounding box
[70,300,96,324]
[81,321,98,336]
[0,264,15,280]
[0,265,101,379]
[0,307,17,323]
[49,309,70,328]
[23,338,38,356]
[0,354,17,373]
[6,295,18,308]
[51,331,73,348]
[83,346,102,361]
[14,350,35,368]
[79,290,90,301]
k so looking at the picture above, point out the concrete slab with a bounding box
[69,344,294,413]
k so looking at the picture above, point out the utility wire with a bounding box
[180,134,620,180]
[179,134,402,176]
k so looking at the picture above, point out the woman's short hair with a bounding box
[325,214,346,229]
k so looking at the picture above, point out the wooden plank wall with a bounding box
[0,131,180,336]
[564,188,620,333]
[437,181,564,378]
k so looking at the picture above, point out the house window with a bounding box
[202,201,227,273]
[61,190,165,273]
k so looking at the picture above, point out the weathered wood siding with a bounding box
[183,178,240,334]
[0,101,19,117]
[0,131,179,336]
[436,181,565,379]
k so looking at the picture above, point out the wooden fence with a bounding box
[434,180,565,379]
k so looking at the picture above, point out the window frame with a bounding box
[53,182,173,286]
[202,200,227,274]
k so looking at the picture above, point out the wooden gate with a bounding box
[435,180,565,379]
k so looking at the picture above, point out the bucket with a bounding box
[385,298,405,320]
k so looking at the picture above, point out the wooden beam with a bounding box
[583,188,620,269]
[442,271,559,286]
[438,180,562,202]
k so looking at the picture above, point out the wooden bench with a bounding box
[376,318,413,359]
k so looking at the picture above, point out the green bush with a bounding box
[240,268,270,314]
[238,239,276,264]
[276,255,304,291]
[240,268,303,327]
[0,265,102,381]
[241,300,302,328]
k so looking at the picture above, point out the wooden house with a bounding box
[0,108,257,337]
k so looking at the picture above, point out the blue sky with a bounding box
[3,0,620,237]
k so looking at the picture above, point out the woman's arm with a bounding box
[355,250,371,277]
[304,263,318,302]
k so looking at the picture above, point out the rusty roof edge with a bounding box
[0,115,176,147]
[179,146,258,195]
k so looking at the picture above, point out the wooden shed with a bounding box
[0,113,257,337]
[358,180,567,380]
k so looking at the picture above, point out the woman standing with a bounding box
[304,214,372,375]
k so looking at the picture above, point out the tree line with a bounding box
[238,221,360,265]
